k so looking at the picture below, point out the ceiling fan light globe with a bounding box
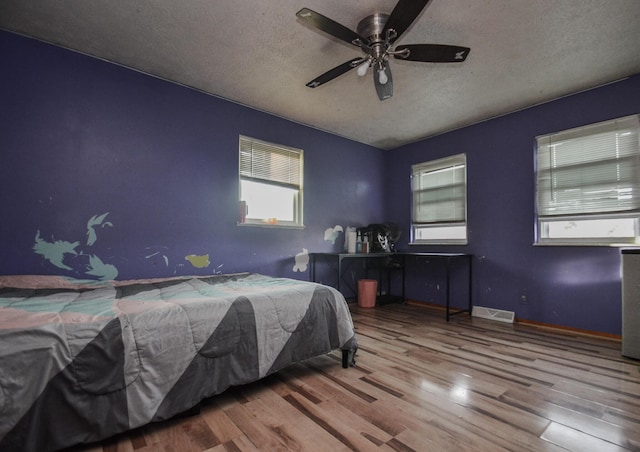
[357,61,369,76]
[378,68,389,85]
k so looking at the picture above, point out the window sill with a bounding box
[409,240,468,246]
[533,241,638,247]
[237,222,305,230]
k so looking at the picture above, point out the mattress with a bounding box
[0,273,357,451]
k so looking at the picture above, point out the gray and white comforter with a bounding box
[0,273,357,451]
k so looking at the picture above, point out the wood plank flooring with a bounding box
[68,303,640,452]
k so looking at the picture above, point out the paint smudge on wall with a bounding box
[145,250,170,267]
[324,225,344,244]
[33,213,118,280]
[85,255,118,280]
[33,214,219,279]
[185,254,210,269]
[86,213,113,246]
[33,230,79,270]
[293,248,309,272]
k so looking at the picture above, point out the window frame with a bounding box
[410,153,468,245]
[238,135,304,229]
[534,114,640,246]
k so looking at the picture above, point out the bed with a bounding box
[0,272,357,452]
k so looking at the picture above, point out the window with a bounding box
[535,114,640,245]
[239,136,303,228]
[411,153,467,244]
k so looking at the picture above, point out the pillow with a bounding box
[0,275,110,290]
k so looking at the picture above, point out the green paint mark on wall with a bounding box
[85,255,118,280]
[33,230,79,270]
[33,213,118,280]
[86,212,112,246]
[185,254,210,269]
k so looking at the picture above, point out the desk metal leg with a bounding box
[445,258,451,322]
[468,255,473,314]
[445,255,473,321]
[402,254,407,302]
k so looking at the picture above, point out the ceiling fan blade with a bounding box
[305,58,363,88]
[374,65,393,101]
[297,8,367,48]
[382,0,430,44]
[394,44,470,62]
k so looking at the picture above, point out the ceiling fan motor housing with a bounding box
[357,13,390,60]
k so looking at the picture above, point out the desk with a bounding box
[310,252,472,321]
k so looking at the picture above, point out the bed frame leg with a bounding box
[341,349,355,368]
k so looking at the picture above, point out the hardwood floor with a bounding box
[70,303,640,452]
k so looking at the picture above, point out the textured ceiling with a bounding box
[2,0,640,150]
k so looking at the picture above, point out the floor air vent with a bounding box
[472,306,515,323]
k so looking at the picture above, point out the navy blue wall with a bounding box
[3,29,639,335]
[0,31,385,281]
[385,74,640,335]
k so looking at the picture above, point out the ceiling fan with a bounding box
[296,0,470,101]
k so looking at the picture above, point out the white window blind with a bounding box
[536,115,640,217]
[535,114,640,245]
[239,136,303,227]
[412,154,466,224]
[239,136,301,189]
[411,153,467,244]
